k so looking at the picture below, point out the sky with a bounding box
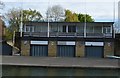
[1,0,120,22]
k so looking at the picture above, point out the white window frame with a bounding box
[85,42,104,46]
[25,26,34,32]
[31,41,48,45]
[103,26,111,34]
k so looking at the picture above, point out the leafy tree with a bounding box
[64,10,72,22]
[46,5,64,22]
[4,27,13,40]
[65,9,94,22]
[5,8,42,40]
[78,13,94,22]
[65,10,79,22]
[23,9,42,23]
[5,8,42,32]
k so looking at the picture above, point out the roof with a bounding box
[25,21,114,24]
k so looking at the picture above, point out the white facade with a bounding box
[31,41,48,45]
[85,42,104,46]
[57,41,75,45]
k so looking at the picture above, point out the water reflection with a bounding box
[2,65,120,76]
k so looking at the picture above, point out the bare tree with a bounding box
[46,5,65,22]
[0,1,5,9]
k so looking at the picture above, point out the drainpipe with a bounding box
[20,1,23,37]
[47,0,50,37]
[84,0,87,38]
[84,22,87,37]
[20,16,23,37]
[113,0,115,38]
[47,19,50,37]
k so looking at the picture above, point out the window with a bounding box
[26,26,34,32]
[87,26,93,33]
[103,27,111,33]
[63,25,66,32]
[94,26,102,33]
[41,26,47,32]
[50,25,58,32]
[35,26,40,32]
[26,26,30,32]
[61,25,76,33]
[68,26,76,32]
[58,25,63,32]
[77,26,84,33]
[34,26,47,32]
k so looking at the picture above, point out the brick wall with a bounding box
[76,41,85,57]
[21,40,30,56]
[0,18,2,38]
[48,41,57,57]
[104,42,114,57]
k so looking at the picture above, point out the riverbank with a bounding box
[1,55,119,69]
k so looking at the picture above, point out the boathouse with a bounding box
[17,22,114,58]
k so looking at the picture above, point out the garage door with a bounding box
[57,45,75,57]
[85,46,103,58]
[30,45,48,56]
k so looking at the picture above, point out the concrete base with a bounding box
[1,56,119,69]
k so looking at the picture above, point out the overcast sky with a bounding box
[1,0,120,22]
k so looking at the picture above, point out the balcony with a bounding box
[23,32,113,38]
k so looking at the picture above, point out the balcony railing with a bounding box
[23,32,112,38]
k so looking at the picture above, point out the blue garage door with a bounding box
[85,46,103,58]
[57,45,75,57]
[30,45,48,56]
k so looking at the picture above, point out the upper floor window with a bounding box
[68,26,76,32]
[94,26,102,33]
[87,26,103,33]
[87,26,93,33]
[76,26,84,33]
[34,26,47,32]
[103,27,111,33]
[63,25,66,32]
[25,26,34,32]
[50,25,58,32]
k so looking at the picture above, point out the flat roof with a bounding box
[25,21,114,24]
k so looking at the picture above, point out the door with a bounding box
[57,45,75,57]
[30,45,48,56]
[85,46,103,58]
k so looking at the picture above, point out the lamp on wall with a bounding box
[108,42,111,46]
[51,41,54,45]
[24,41,27,45]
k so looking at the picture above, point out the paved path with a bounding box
[0,56,120,68]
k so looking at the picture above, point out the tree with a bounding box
[5,8,42,40]
[78,14,94,22]
[0,18,10,41]
[6,8,21,32]
[23,9,42,22]
[65,10,79,22]
[0,1,5,40]
[4,27,13,40]
[5,8,42,32]
[46,5,64,22]
[65,9,94,22]
[0,1,5,9]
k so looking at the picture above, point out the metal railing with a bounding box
[23,32,112,38]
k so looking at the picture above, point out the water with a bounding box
[2,65,120,76]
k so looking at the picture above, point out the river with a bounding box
[2,65,120,77]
